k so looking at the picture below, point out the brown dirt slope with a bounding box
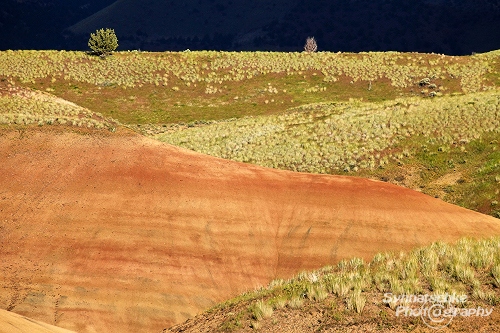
[0,309,76,333]
[1,127,500,333]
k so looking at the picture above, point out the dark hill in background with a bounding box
[68,0,300,51]
[1,0,500,54]
[269,0,500,54]
[0,0,115,50]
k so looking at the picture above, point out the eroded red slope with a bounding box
[1,127,499,332]
[0,309,76,333]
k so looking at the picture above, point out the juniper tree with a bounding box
[88,28,118,56]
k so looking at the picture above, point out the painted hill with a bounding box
[1,125,500,332]
[166,237,500,333]
[0,309,76,333]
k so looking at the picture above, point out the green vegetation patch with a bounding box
[347,130,500,217]
[0,50,498,125]
[0,87,118,130]
[156,90,500,175]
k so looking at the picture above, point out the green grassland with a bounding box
[156,91,500,173]
[0,50,497,125]
[0,49,499,218]
[0,85,118,130]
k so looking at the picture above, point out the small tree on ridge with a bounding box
[88,28,118,56]
[304,36,318,53]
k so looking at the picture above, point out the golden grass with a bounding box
[1,50,498,125]
[234,236,500,330]
[157,89,500,175]
[0,86,118,130]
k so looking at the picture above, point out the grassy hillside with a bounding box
[0,85,118,130]
[0,50,497,125]
[168,237,500,332]
[156,91,500,173]
[0,49,499,218]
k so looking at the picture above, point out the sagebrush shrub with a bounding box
[304,37,318,52]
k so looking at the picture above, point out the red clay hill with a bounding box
[1,126,500,333]
[0,308,76,333]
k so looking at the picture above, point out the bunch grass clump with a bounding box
[346,289,366,313]
[228,236,500,330]
[250,300,273,321]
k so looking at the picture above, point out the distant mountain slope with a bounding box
[64,0,500,54]
[265,0,500,54]
[68,0,299,50]
[68,0,298,50]
[1,0,499,53]
[0,0,115,50]
[2,126,500,332]
[423,0,500,12]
